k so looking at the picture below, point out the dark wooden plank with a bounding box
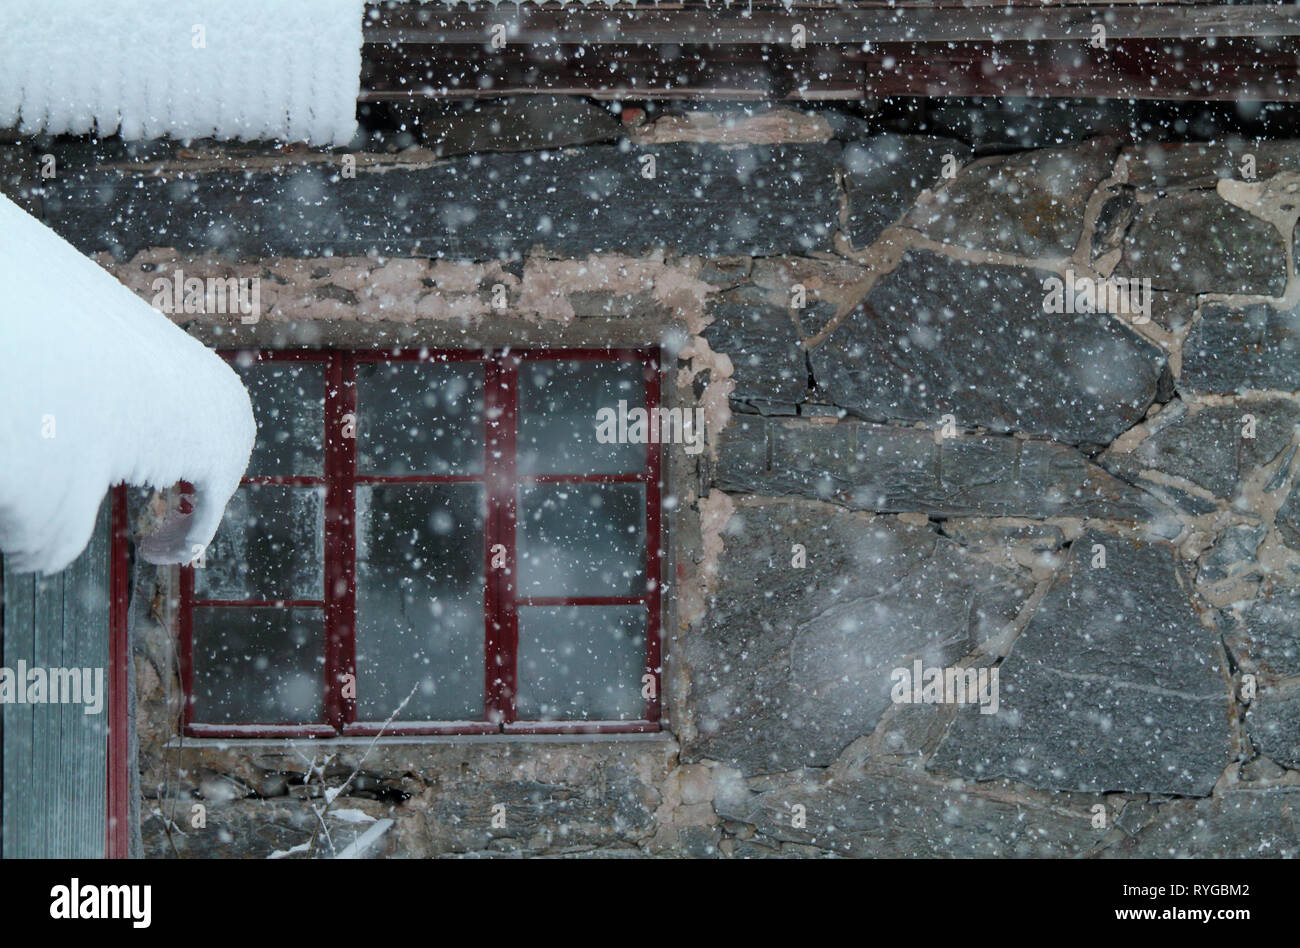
[364,4,1300,45]
[359,37,1300,102]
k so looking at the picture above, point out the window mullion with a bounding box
[484,353,519,728]
[178,556,196,733]
[644,355,663,724]
[323,351,358,731]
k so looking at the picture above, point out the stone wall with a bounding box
[30,105,1299,857]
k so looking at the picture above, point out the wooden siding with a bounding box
[1,495,110,858]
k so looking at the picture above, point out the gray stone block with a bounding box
[810,252,1165,444]
[1246,684,1300,770]
[681,504,1032,775]
[714,766,1111,857]
[1183,300,1300,394]
[1198,523,1268,585]
[929,529,1233,796]
[843,134,969,248]
[714,417,1178,529]
[1099,789,1300,858]
[44,143,842,261]
[702,289,808,408]
[1145,291,1198,333]
[1123,140,1300,190]
[1101,399,1300,500]
[1235,587,1300,679]
[940,521,1066,554]
[1119,190,1287,296]
[1278,483,1300,552]
[904,138,1116,257]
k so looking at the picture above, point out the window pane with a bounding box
[516,605,646,720]
[518,484,646,597]
[356,361,484,475]
[355,484,485,720]
[233,359,325,476]
[191,607,324,724]
[194,485,324,601]
[517,360,646,474]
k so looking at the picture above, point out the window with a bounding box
[177,349,663,737]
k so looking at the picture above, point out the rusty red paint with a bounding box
[644,355,663,724]
[106,485,131,859]
[157,348,663,738]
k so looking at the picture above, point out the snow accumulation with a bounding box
[0,193,255,574]
[0,0,364,146]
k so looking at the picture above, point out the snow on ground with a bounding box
[0,193,255,574]
[0,0,363,146]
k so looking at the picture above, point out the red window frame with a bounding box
[171,347,663,738]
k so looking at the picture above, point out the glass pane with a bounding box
[517,360,646,475]
[194,485,324,601]
[191,607,324,724]
[517,605,646,721]
[355,484,485,720]
[356,361,484,475]
[233,359,325,476]
[518,484,646,597]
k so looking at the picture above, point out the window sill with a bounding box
[182,720,662,740]
[165,729,673,750]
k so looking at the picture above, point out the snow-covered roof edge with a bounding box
[0,0,364,146]
[0,193,255,575]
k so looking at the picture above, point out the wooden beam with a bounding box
[359,38,1300,102]
[363,3,1300,46]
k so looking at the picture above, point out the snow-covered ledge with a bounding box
[0,193,254,574]
[0,0,363,146]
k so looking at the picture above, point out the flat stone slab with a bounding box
[1101,398,1300,500]
[680,503,1032,775]
[929,529,1233,796]
[44,143,841,261]
[1099,789,1300,858]
[702,289,809,409]
[1119,190,1287,296]
[811,251,1165,445]
[1182,300,1300,394]
[1198,523,1268,586]
[1246,684,1300,770]
[843,133,969,249]
[715,416,1179,530]
[142,800,383,859]
[1229,587,1300,680]
[1123,140,1300,190]
[1277,480,1300,552]
[904,138,1116,258]
[713,766,1111,857]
